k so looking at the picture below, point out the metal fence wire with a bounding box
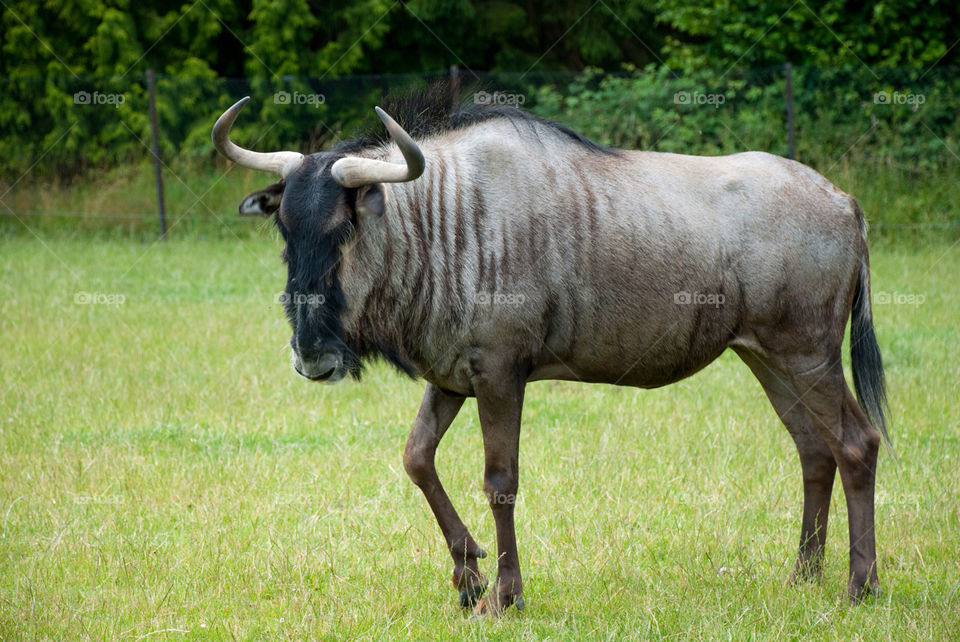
[1,66,958,233]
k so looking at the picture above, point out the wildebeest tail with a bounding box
[850,201,891,448]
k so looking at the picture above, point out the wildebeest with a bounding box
[212,86,888,614]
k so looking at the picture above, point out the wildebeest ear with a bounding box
[355,183,385,219]
[239,180,285,216]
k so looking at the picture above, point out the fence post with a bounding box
[146,69,167,238]
[449,64,460,110]
[784,62,795,160]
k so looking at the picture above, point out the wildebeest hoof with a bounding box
[454,568,488,609]
[786,556,825,586]
[472,591,523,617]
[459,583,486,608]
[848,579,882,603]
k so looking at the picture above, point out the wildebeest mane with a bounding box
[334,81,615,156]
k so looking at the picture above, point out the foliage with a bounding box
[655,0,960,71]
[0,0,391,178]
[2,0,958,180]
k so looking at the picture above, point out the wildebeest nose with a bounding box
[294,346,341,382]
[294,337,322,361]
[297,345,319,362]
[311,364,337,381]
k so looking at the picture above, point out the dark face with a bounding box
[274,154,360,383]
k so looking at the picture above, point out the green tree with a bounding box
[372,0,663,73]
[655,0,959,70]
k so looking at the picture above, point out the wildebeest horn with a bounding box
[212,97,304,178]
[331,107,425,188]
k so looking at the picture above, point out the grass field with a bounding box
[1,233,958,639]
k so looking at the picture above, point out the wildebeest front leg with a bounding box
[403,383,489,607]
[473,370,525,615]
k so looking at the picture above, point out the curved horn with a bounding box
[330,107,425,188]
[212,97,304,178]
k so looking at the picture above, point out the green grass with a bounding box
[1,235,959,639]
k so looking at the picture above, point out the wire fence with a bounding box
[4,66,959,168]
[1,66,958,237]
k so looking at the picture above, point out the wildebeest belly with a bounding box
[530,283,740,387]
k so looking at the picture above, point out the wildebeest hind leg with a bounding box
[403,383,489,607]
[735,347,837,583]
[782,357,882,600]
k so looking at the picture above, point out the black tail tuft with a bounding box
[850,207,891,448]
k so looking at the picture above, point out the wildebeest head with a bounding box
[212,97,424,382]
